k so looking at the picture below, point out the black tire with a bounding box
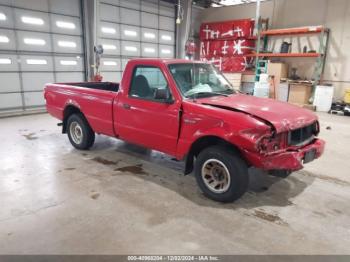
[194,146,249,203]
[66,113,95,150]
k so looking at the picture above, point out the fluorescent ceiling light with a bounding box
[26,59,47,65]
[103,61,117,66]
[0,13,6,21]
[144,32,155,39]
[144,47,155,53]
[161,35,172,41]
[0,58,11,64]
[102,44,116,50]
[125,46,137,52]
[101,27,116,34]
[0,35,9,43]
[124,30,137,37]
[21,16,44,25]
[56,21,75,29]
[161,49,171,54]
[58,41,76,48]
[60,60,77,65]
[24,38,45,45]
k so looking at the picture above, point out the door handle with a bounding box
[123,103,131,110]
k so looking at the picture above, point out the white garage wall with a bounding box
[98,0,176,83]
[0,0,85,114]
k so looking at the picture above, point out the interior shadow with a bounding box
[93,138,315,210]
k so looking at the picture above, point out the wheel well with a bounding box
[62,105,81,133]
[184,136,243,175]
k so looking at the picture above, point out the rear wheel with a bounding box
[67,113,95,150]
[194,146,249,203]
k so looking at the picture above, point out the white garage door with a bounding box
[0,0,85,114]
[98,0,176,82]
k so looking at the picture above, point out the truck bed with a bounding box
[67,82,119,92]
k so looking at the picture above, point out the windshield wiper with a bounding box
[187,91,229,98]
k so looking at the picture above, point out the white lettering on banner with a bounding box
[203,25,211,39]
[210,30,220,39]
[222,40,229,55]
[221,30,234,37]
[233,27,243,37]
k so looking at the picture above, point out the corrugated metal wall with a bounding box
[0,0,85,114]
[98,0,176,82]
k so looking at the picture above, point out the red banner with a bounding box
[200,19,254,40]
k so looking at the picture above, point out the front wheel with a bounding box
[194,146,249,203]
[67,113,95,150]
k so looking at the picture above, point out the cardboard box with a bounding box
[267,62,288,98]
[288,83,312,104]
[224,73,242,90]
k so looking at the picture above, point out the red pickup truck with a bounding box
[44,58,325,202]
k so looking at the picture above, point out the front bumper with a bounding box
[243,138,325,171]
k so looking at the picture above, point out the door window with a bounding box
[129,66,172,102]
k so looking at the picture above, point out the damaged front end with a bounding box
[242,120,324,171]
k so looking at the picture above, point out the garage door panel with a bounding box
[55,72,84,82]
[12,0,49,12]
[160,4,175,18]
[49,0,80,17]
[121,58,129,71]
[51,14,81,35]
[120,0,140,10]
[141,12,158,29]
[0,29,16,50]
[0,1,85,115]
[17,31,51,52]
[101,71,122,83]
[100,39,120,55]
[24,91,45,107]
[54,56,83,72]
[99,21,120,39]
[22,72,54,91]
[14,9,50,32]
[0,54,19,71]
[100,58,121,72]
[0,93,22,109]
[159,44,174,58]
[121,41,140,57]
[100,4,119,23]
[120,8,140,26]
[141,28,158,43]
[141,1,158,14]
[120,24,140,41]
[0,73,21,92]
[141,43,158,57]
[159,30,174,44]
[100,0,120,5]
[0,6,14,29]
[20,55,54,71]
[159,16,175,31]
[52,34,82,54]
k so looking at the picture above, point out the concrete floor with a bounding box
[0,112,350,255]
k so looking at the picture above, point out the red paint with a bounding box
[44,58,325,171]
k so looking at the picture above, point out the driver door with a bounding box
[116,66,181,155]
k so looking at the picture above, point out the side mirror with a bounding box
[154,88,174,104]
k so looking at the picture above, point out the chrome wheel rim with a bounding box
[201,159,231,193]
[69,121,83,145]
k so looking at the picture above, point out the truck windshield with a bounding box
[168,63,235,98]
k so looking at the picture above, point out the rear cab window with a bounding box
[129,66,172,102]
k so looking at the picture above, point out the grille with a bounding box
[288,122,317,146]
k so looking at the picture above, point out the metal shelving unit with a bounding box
[251,25,330,96]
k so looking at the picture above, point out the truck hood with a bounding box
[197,94,317,133]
